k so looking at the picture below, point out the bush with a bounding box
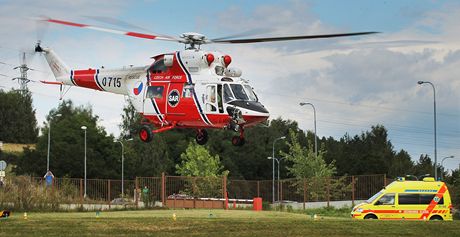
[302,206,352,218]
[0,176,81,211]
[262,201,272,210]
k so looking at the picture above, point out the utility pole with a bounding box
[12,53,32,94]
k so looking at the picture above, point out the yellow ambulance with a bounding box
[351,177,453,221]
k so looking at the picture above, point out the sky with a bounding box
[0,0,459,172]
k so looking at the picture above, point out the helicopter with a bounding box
[35,17,377,146]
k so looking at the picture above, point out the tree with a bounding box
[413,154,434,177]
[446,168,460,209]
[175,142,228,198]
[282,129,351,201]
[15,100,119,178]
[283,129,335,179]
[0,90,38,143]
[388,150,414,178]
[205,117,299,180]
[325,125,397,176]
[176,142,228,177]
[118,99,177,177]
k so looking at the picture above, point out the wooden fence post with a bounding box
[135,177,139,208]
[223,175,227,210]
[326,177,331,208]
[303,178,307,210]
[280,181,283,204]
[352,176,355,207]
[257,181,260,197]
[161,172,166,206]
[108,179,111,209]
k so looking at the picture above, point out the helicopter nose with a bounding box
[227,101,270,126]
[242,113,270,126]
[228,101,269,114]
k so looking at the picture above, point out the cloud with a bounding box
[207,1,460,167]
[0,1,459,170]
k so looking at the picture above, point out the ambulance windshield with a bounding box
[366,190,384,203]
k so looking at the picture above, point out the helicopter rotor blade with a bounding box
[210,28,274,41]
[43,17,181,42]
[83,15,178,42]
[210,31,379,44]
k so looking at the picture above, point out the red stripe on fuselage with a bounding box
[73,69,101,90]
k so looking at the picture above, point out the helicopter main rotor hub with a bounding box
[180,32,208,49]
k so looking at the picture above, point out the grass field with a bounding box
[1,209,459,237]
[1,143,35,154]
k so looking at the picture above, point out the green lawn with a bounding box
[0,209,459,237]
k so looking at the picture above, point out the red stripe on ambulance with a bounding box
[420,184,447,220]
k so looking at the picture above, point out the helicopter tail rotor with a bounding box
[34,41,43,53]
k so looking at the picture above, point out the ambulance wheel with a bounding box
[364,214,377,220]
[196,129,208,145]
[429,215,443,221]
[139,126,153,142]
[231,136,245,146]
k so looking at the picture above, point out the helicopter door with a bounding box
[205,84,222,114]
[144,83,167,122]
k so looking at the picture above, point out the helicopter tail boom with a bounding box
[35,44,70,79]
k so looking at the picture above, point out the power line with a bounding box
[260,91,460,118]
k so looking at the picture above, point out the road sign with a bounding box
[0,160,6,171]
[0,171,5,177]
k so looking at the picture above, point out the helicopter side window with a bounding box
[146,86,164,99]
[244,85,258,101]
[205,85,217,112]
[217,84,224,113]
[223,84,234,102]
[182,84,194,98]
[149,59,167,74]
[229,84,249,101]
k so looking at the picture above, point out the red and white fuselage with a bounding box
[39,46,269,138]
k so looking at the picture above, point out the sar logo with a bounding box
[168,89,180,107]
[133,81,143,95]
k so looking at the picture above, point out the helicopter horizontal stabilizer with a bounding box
[40,80,64,85]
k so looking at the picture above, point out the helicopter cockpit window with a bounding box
[244,85,258,101]
[146,86,164,99]
[183,84,194,98]
[223,84,234,102]
[149,59,167,74]
[229,84,249,101]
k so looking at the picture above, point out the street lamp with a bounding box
[81,125,87,198]
[417,81,438,180]
[268,156,285,205]
[440,155,454,181]
[299,102,317,158]
[114,138,133,198]
[272,136,286,204]
[46,113,61,172]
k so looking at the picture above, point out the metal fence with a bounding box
[0,174,386,210]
